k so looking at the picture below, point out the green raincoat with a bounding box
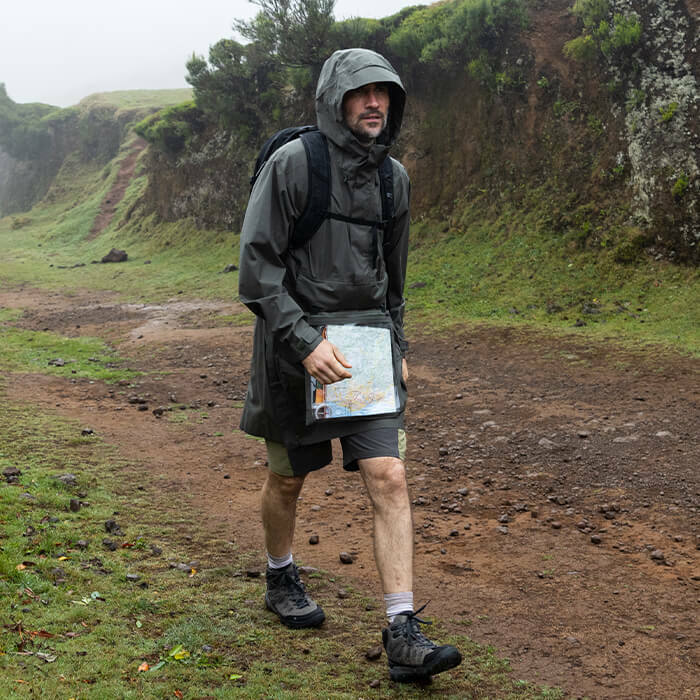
[238,48,410,448]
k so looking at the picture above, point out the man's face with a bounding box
[342,82,390,144]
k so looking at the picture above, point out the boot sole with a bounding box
[388,646,462,682]
[265,596,326,629]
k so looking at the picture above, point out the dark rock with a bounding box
[81,429,94,436]
[551,521,562,530]
[337,588,349,599]
[650,549,666,562]
[245,569,262,578]
[591,535,602,545]
[3,466,21,479]
[104,519,122,534]
[339,552,354,564]
[137,404,149,412]
[222,264,238,273]
[102,538,117,551]
[69,498,81,512]
[498,514,511,524]
[365,645,383,661]
[76,540,89,550]
[56,473,77,486]
[101,248,128,263]
[409,281,426,289]
[48,358,66,366]
[309,534,319,545]
[202,644,213,653]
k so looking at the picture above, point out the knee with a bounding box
[368,458,408,497]
[265,472,305,503]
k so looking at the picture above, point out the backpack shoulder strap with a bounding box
[291,130,331,249]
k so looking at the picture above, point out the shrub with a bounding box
[134,102,205,155]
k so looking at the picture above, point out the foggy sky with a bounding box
[1,0,413,107]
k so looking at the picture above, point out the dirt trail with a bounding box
[2,287,698,699]
[88,138,147,238]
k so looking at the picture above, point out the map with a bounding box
[308,324,398,421]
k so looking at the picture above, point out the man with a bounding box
[238,48,462,683]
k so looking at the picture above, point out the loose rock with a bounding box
[339,552,354,564]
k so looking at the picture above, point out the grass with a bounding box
[0,392,563,698]
[0,326,138,383]
[405,201,700,356]
[76,89,193,111]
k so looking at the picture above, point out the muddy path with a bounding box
[2,286,698,699]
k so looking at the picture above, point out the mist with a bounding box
[1,0,412,107]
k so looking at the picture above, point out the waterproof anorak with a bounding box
[239,48,410,448]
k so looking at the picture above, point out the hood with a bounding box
[315,48,406,164]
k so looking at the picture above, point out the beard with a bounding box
[347,111,388,144]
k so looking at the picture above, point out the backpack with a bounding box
[250,125,395,252]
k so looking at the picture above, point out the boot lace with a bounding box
[396,602,436,649]
[278,568,311,609]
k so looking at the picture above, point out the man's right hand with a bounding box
[302,339,352,384]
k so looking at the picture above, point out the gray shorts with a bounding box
[266,428,406,477]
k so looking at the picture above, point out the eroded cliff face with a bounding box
[138,0,697,261]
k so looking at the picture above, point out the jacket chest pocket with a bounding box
[305,221,382,283]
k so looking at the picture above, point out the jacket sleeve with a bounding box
[238,146,323,362]
[384,160,410,357]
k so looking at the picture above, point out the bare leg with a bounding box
[261,472,306,557]
[358,456,413,594]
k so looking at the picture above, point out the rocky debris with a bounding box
[126,573,141,582]
[222,264,238,273]
[101,248,128,263]
[538,437,558,449]
[650,550,666,564]
[104,519,123,535]
[170,562,193,573]
[339,552,354,564]
[56,473,77,487]
[245,568,262,578]
[337,588,349,599]
[298,566,318,575]
[365,645,383,661]
[3,466,21,483]
[48,358,66,366]
[76,540,89,549]
[309,534,319,545]
[613,435,639,444]
[69,498,81,512]
[81,428,94,436]
[591,535,602,545]
[551,521,562,530]
[128,395,147,405]
[369,679,381,689]
[102,538,117,551]
[499,514,512,524]
[497,526,509,535]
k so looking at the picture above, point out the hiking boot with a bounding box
[382,604,462,682]
[265,563,325,629]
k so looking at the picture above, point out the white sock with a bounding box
[267,551,293,570]
[384,592,414,622]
